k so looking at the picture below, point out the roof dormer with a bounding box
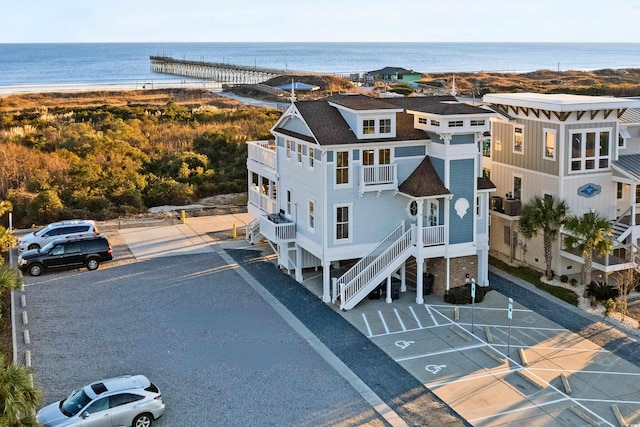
[327,94,403,140]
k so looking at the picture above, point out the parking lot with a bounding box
[14,239,389,426]
[12,217,640,426]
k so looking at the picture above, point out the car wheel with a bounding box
[86,258,100,271]
[132,413,153,427]
[27,243,40,250]
[29,263,43,277]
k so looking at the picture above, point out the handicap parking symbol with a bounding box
[425,364,447,374]
[395,340,415,350]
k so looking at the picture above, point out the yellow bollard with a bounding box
[181,210,186,224]
[232,224,237,239]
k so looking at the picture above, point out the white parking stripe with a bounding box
[468,398,571,424]
[362,313,373,337]
[395,343,486,362]
[409,306,423,329]
[394,309,406,331]
[378,311,390,334]
[424,305,438,326]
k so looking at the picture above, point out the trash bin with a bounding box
[423,273,434,295]
[368,285,381,300]
[391,278,401,300]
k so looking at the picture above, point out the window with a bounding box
[335,151,349,185]
[85,397,109,414]
[363,120,375,134]
[296,143,303,163]
[251,172,259,190]
[482,139,491,157]
[428,201,439,227]
[513,126,523,154]
[471,120,485,126]
[418,117,427,124]
[495,139,502,152]
[308,200,315,230]
[476,196,482,217]
[379,119,391,134]
[513,176,522,200]
[286,190,292,215]
[448,120,463,127]
[362,149,374,166]
[308,147,314,168]
[336,205,351,241]
[617,183,623,200]
[543,129,556,160]
[431,119,440,126]
[286,140,292,159]
[110,393,143,408]
[636,186,640,204]
[408,200,418,217]
[482,168,490,179]
[570,129,611,172]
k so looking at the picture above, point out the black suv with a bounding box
[18,235,113,276]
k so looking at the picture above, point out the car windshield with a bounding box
[60,388,92,417]
[34,224,54,237]
[39,241,56,253]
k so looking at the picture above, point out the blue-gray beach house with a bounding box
[246,94,497,310]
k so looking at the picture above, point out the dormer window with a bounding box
[448,120,463,127]
[363,120,375,134]
[431,119,440,126]
[379,119,391,134]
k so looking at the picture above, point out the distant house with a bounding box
[367,67,423,83]
[246,94,497,311]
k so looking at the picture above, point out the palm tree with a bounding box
[0,264,21,293]
[563,210,613,293]
[0,355,41,427]
[519,195,569,279]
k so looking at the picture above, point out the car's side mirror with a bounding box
[81,411,90,419]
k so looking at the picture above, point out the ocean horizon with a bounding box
[2,42,640,93]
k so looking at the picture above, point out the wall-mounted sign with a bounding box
[577,183,601,198]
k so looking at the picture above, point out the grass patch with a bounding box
[489,256,579,306]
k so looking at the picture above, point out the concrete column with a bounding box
[400,263,406,293]
[385,276,392,304]
[323,262,331,303]
[416,257,424,305]
[295,244,303,282]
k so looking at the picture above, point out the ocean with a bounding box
[2,42,640,91]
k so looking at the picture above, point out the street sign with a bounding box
[508,297,513,320]
[471,280,476,299]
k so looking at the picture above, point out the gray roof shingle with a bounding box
[398,157,450,198]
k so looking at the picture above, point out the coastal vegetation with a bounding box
[0,89,280,227]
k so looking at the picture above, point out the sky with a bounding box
[2,0,640,43]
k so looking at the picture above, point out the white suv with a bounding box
[18,220,98,252]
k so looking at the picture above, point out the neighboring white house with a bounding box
[482,92,640,281]
[246,93,497,310]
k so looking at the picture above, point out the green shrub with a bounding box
[604,298,616,317]
[444,283,487,304]
[569,278,578,287]
[587,281,619,301]
[560,275,569,283]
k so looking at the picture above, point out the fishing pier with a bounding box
[150,56,312,84]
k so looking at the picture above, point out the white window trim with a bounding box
[334,203,353,244]
[512,174,523,200]
[476,196,483,219]
[307,147,315,170]
[513,125,524,155]
[569,127,612,174]
[286,189,292,217]
[407,200,418,219]
[308,199,316,232]
[296,143,303,164]
[286,140,292,160]
[543,128,557,161]
[334,150,352,189]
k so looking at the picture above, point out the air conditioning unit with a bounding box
[490,196,503,212]
[504,199,522,216]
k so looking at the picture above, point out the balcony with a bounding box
[248,188,276,214]
[247,140,276,170]
[259,213,296,243]
[411,225,446,247]
[359,164,398,196]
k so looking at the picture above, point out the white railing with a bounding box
[333,222,413,309]
[247,140,276,169]
[422,225,445,246]
[259,215,296,242]
[245,218,261,244]
[359,164,397,194]
[248,189,276,213]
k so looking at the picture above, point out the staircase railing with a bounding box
[611,205,633,242]
[245,218,261,244]
[334,222,413,310]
